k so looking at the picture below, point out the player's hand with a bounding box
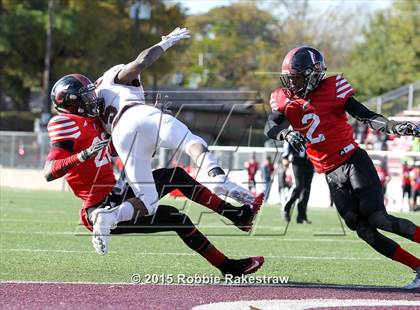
[282,129,308,153]
[390,121,420,137]
[154,93,172,114]
[78,139,109,162]
[159,27,190,51]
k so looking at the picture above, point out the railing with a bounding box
[0,131,418,176]
[363,81,420,115]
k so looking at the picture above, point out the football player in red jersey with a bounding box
[265,46,420,289]
[43,74,264,277]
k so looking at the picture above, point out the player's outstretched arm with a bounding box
[116,27,190,85]
[345,97,419,137]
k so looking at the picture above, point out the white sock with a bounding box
[115,201,134,222]
[196,151,220,175]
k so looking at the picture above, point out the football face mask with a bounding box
[75,84,102,118]
[280,46,327,98]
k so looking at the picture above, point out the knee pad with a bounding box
[343,212,359,231]
[182,132,207,154]
[195,151,220,174]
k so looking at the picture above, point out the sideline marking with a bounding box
[192,299,420,310]
[0,280,409,291]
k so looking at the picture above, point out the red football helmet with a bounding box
[279,46,327,98]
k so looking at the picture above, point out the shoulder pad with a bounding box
[47,114,81,143]
[270,88,289,112]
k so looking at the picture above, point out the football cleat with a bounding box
[219,256,265,277]
[90,207,118,255]
[404,272,420,289]
[282,210,291,222]
[209,174,255,205]
[297,219,312,224]
[234,192,264,232]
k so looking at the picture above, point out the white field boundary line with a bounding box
[0,222,346,231]
[0,231,415,245]
[0,248,386,261]
[0,280,407,291]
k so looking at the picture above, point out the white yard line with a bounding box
[0,231,415,245]
[0,247,385,261]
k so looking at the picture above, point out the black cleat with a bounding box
[282,210,291,222]
[219,256,265,277]
[297,219,312,224]
[233,193,264,232]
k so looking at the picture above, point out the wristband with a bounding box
[156,40,172,51]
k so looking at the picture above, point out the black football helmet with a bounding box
[279,46,327,98]
[50,74,102,117]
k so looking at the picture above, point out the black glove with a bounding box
[387,121,420,137]
[77,139,110,162]
[154,93,172,114]
[280,129,308,153]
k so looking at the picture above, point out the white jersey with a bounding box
[96,64,145,133]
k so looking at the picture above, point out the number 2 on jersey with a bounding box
[92,137,112,167]
[302,113,325,144]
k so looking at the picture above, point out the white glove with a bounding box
[154,93,172,114]
[158,27,190,51]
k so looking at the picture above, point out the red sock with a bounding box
[201,245,226,267]
[392,246,420,270]
[195,187,223,212]
[412,227,420,243]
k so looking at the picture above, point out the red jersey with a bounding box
[402,165,412,186]
[375,166,389,186]
[411,169,420,190]
[246,161,259,178]
[47,114,116,208]
[270,75,358,173]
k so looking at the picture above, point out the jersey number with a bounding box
[92,136,112,168]
[101,106,118,127]
[302,113,325,144]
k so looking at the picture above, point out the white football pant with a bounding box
[111,104,206,215]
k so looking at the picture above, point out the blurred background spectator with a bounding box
[245,154,259,192]
[262,156,274,202]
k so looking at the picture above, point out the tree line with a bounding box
[1,0,418,113]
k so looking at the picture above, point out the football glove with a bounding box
[387,121,420,137]
[158,27,190,51]
[77,139,109,162]
[280,129,308,153]
[154,93,172,114]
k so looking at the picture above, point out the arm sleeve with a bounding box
[344,96,393,133]
[264,111,289,140]
[45,141,81,180]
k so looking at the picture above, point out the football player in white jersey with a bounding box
[95,27,259,218]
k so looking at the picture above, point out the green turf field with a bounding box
[1,187,419,286]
